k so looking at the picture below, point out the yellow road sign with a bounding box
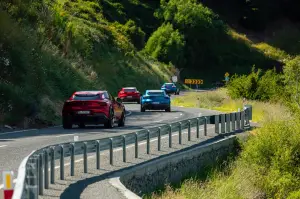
[225,72,230,77]
[184,79,204,85]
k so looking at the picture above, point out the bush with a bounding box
[227,68,283,101]
[144,23,185,65]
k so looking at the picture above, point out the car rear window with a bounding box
[73,94,103,100]
[124,88,136,92]
[148,92,164,96]
[165,83,174,87]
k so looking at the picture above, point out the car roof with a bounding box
[74,91,106,95]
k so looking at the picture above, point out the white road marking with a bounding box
[180,113,183,116]
[174,117,179,119]
[55,134,74,138]
[0,145,7,148]
[0,111,133,137]
[153,120,163,123]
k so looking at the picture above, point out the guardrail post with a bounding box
[204,117,208,136]
[70,143,75,176]
[27,157,38,199]
[44,150,49,189]
[83,142,88,173]
[158,128,161,151]
[221,114,225,133]
[50,147,55,184]
[236,112,241,130]
[226,113,230,133]
[34,156,39,196]
[96,140,100,169]
[60,145,64,180]
[241,111,245,130]
[38,154,43,195]
[109,138,113,165]
[147,130,150,154]
[188,120,191,141]
[122,136,126,162]
[169,125,172,148]
[179,122,182,144]
[135,133,138,158]
[231,113,235,131]
[215,115,219,134]
[196,118,200,138]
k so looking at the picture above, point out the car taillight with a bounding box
[120,91,124,94]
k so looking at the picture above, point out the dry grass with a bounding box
[172,88,291,123]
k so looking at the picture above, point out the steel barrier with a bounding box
[12,105,252,199]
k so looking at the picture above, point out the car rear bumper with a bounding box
[142,103,170,110]
[162,89,177,93]
[63,113,108,124]
[121,96,140,102]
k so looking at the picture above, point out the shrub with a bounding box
[144,23,185,65]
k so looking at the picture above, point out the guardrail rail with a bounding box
[12,105,252,199]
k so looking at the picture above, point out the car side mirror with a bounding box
[116,97,122,103]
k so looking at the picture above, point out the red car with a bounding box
[62,91,126,129]
[118,87,141,104]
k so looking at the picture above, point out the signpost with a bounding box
[225,72,230,82]
[171,76,178,83]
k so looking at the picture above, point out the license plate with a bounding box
[152,102,160,104]
[127,96,133,98]
[77,111,90,114]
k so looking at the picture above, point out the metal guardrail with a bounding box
[12,105,252,199]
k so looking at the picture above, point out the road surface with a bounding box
[0,99,219,194]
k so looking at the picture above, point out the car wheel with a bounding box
[137,99,140,104]
[62,116,72,129]
[78,123,85,128]
[118,112,125,127]
[104,108,114,128]
[141,106,145,112]
[165,107,171,112]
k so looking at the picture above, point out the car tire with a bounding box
[165,107,171,112]
[141,106,145,112]
[118,112,125,127]
[62,116,72,129]
[137,99,140,104]
[104,108,114,128]
[78,123,85,128]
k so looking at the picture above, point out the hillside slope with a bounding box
[0,0,172,127]
[1,0,300,128]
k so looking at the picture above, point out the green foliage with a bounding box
[227,68,283,101]
[144,23,185,65]
[283,56,300,108]
[241,120,300,198]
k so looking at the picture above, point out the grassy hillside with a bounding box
[1,0,300,127]
[0,0,171,127]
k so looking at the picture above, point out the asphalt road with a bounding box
[0,95,219,194]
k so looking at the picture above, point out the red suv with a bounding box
[62,91,126,129]
[118,87,141,104]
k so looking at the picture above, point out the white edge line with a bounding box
[11,150,36,199]
[55,134,74,138]
[0,111,133,136]
[0,145,7,148]
[109,177,141,199]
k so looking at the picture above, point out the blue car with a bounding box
[161,83,180,95]
[140,90,171,112]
